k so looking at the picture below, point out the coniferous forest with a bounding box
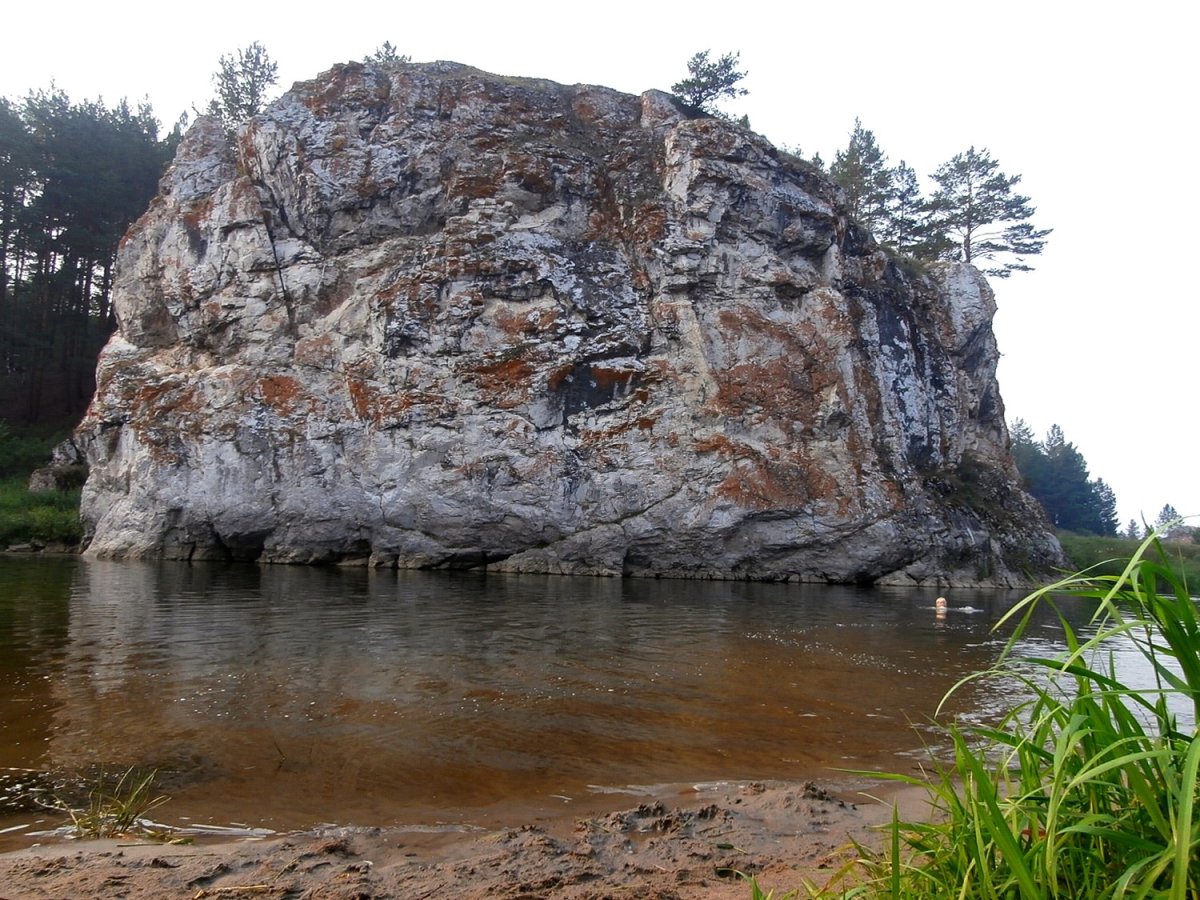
[0,92,181,426]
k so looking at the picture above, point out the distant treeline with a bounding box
[1011,420,1118,536]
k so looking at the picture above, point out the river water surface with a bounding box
[0,556,1094,848]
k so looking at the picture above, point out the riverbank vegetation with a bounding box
[0,424,81,547]
[826,535,1198,897]
[1059,530,1200,588]
[51,767,169,840]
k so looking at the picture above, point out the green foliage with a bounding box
[1058,531,1200,588]
[923,452,1005,522]
[830,119,893,235]
[0,422,58,477]
[743,873,800,899]
[879,161,926,258]
[1156,503,1182,531]
[1,89,175,423]
[1011,419,1119,535]
[823,129,1048,277]
[208,41,278,127]
[924,146,1052,278]
[0,476,82,546]
[845,537,1200,897]
[671,49,749,115]
[52,768,169,839]
[364,41,410,65]
[0,425,82,546]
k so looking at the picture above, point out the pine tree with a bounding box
[364,41,410,65]
[1091,478,1119,536]
[0,90,174,421]
[670,50,748,115]
[1009,421,1119,535]
[879,160,925,256]
[924,146,1051,277]
[208,41,278,127]
[829,119,893,234]
[1155,503,1181,530]
[0,98,36,330]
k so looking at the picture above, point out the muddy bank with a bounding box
[0,779,928,898]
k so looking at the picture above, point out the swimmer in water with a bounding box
[935,596,948,618]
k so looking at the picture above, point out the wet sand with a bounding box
[0,779,930,898]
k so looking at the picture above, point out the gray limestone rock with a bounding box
[76,61,1064,585]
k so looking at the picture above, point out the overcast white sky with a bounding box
[3,0,1196,528]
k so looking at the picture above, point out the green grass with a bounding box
[52,768,169,839]
[0,476,83,546]
[1059,531,1200,588]
[0,423,83,548]
[832,533,1199,898]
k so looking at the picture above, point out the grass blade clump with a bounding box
[846,533,1199,898]
[53,767,169,839]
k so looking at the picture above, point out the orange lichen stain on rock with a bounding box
[692,434,740,456]
[641,358,671,383]
[633,205,667,245]
[257,375,309,416]
[577,411,652,444]
[465,356,535,409]
[181,196,215,233]
[118,195,170,251]
[345,377,378,420]
[447,164,503,201]
[490,304,560,339]
[588,365,638,393]
[301,65,368,117]
[713,358,816,422]
[344,376,419,425]
[545,363,574,393]
[572,97,598,125]
[128,379,203,462]
[223,175,265,223]
[716,456,814,512]
[717,307,815,350]
[629,266,652,292]
[504,157,555,196]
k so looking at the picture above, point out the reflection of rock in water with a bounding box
[14,561,1032,840]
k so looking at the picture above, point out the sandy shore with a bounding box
[0,779,929,899]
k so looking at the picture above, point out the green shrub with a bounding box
[0,422,63,478]
[844,534,1199,897]
[0,476,83,546]
[1059,531,1200,590]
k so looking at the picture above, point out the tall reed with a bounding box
[846,533,1199,898]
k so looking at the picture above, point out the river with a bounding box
[0,556,1093,848]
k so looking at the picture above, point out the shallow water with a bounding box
[0,557,1086,847]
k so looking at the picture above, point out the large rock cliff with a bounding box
[77,61,1063,584]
